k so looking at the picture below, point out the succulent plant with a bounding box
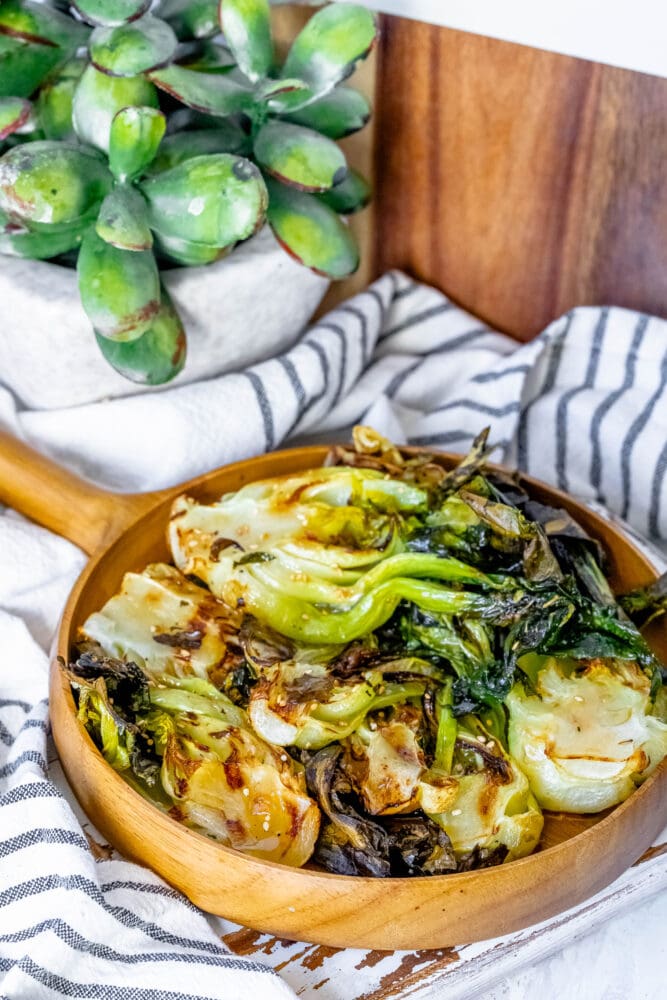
[0,0,376,384]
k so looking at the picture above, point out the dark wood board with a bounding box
[372,16,667,340]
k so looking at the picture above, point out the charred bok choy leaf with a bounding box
[168,465,519,645]
[507,655,667,812]
[341,687,459,817]
[305,743,458,877]
[425,706,543,862]
[66,652,319,866]
[80,563,243,687]
[241,614,438,750]
[619,573,667,630]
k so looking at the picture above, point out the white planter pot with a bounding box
[0,226,329,410]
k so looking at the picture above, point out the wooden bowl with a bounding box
[2,435,664,950]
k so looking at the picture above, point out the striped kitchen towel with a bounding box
[5,270,667,547]
[1,269,666,999]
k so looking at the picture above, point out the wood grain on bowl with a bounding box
[0,429,664,949]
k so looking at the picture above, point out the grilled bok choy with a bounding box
[82,563,243,685]
[507,655,667,812]
[68,425,667,875]
[66,653,319,866]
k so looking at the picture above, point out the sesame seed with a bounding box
[242,788,249,797]
[451,808,462,816]
[288,906,295,913]
[574,696,584,703]
[262,821,270,832]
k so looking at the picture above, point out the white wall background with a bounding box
[358,1,667,79]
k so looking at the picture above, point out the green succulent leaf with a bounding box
[96,185,152,250]
[158,0,219,41]
[282,3,377,99]
[90,15,178,78]
[0,0,89,48]
[140,153,267,247]
[219,0,273,83]
[178,39,237,73]
[152,229,227,265]
[147,125,250,175]
[95,284,186,385]
[72,0,151,29]
[253,77,311,114]
[284,85,370,139]
[149,64,253,116]
[266,178,358,279]
[254,120,346,192]
[73,64,159,153]
[318,168,371,215]
[0,210,87,258]
[108,105,166,181]
[0,97,31,141]
[0,140,111,229]
[0,0,88,97]
[77,227,160,341]
[37,58,85,140]
[0,36,56,100]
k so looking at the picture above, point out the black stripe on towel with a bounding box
[0,827,89,859]
[430,327,491,355]
[339,304,370,364]
[0,781,61,806]
[590,314,649,499]
[380,302,455,341]
[0,750,46,779]
[0,874,268,969]
[392,281,418,301]
[0,920,274,976]
[20,717,48,733]
[384,328,491,400]
[244,371,275,452]
[431,399,521,419]
[386,357,423,398]
[302,338,331,403]
[276,356,307,437]
[409,429,471,447]
[0,698,31,711]
[101,880,201,913]
[516,312,573,468]
[363,286,389,325]
[648,438,667,538]
[471,364,531,384]
[317,322,348,406]
[554,308,608,491]
[0,957,258,1000]
[620,348,667,519]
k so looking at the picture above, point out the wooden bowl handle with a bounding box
[0,428,165,555]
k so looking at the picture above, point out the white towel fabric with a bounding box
[1,269,666,999]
